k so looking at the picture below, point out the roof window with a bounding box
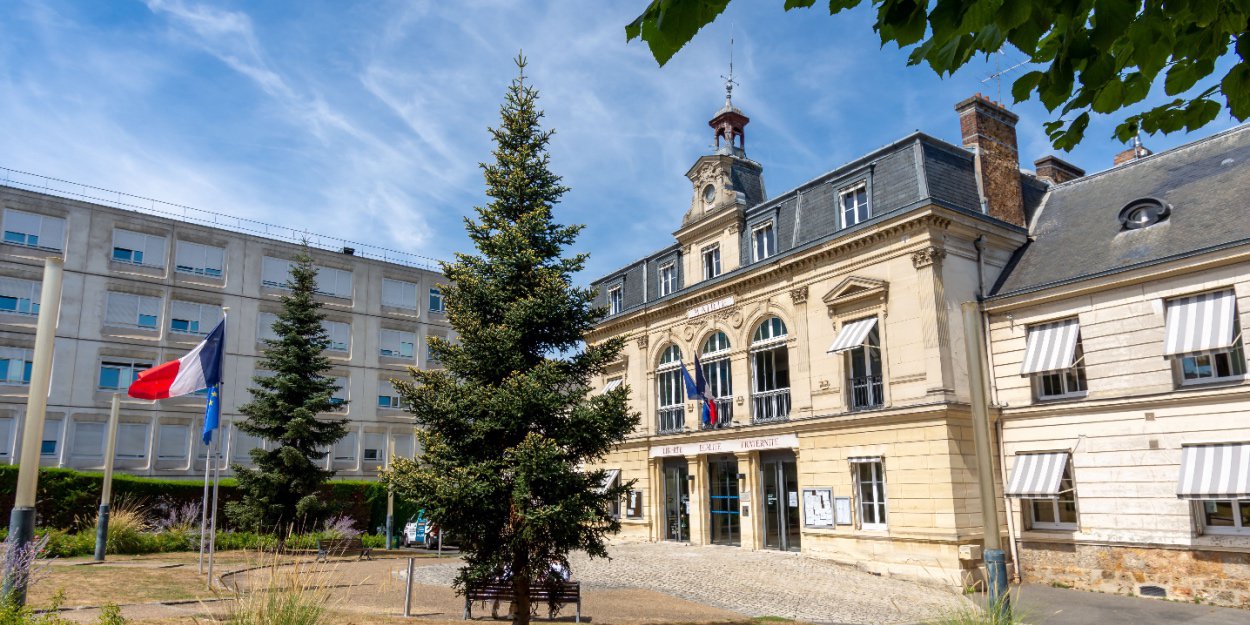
[1118,197,1170,230]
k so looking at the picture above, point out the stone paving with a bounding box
[404,541,968,625]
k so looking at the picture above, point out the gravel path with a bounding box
[404,542,967,625]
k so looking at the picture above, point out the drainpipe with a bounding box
[961,301,1010,617]
[997,417,1021,582]
[973,236,986,299]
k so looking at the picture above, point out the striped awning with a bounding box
[1177,443,1250,500]
[1019,319,1081,375]
[1005,452,1070,498]
[600,378,623,395]
[847,455,882,464]
[1164,290,1238,356]
[596,468,621,494]
[827,318,878,353]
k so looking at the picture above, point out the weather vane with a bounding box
[721,35,738,107]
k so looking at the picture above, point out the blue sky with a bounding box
[0,1,1241,280]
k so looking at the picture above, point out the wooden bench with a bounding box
[464,581,581,623]
[315,537,373,562]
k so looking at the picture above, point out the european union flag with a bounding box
[202,385,221,445]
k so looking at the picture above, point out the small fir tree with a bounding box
[383,55,637,625]
[228,248,348,532]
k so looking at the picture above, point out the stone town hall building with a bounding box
[588,86,1250,604]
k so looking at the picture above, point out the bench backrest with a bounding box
[467,581,579,602]
[319,538,366,550]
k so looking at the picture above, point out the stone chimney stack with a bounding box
[955,94,1025,227]
[1033,155,1085,185]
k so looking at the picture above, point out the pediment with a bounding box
[822,276,888,317]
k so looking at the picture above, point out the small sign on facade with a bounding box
[649,433,799,458]
[802,488,834,528]
[834,496,853,526]
[686,296,735,319]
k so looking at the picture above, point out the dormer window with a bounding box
[608,285,623,315]
[840,183,869,227]
[659,264,675,296]
[702,245,721,280]
[751,222,775,262]
[1118,197,1170,230]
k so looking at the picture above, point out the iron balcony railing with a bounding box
[657,406,685,434]
[848,375,885,411]
[751,388,791,424]
[699,397,734,430]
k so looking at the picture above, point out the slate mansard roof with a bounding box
[991,124,1250,298]
[591,133,1041,316]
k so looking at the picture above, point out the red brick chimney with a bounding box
[1033,155,1085,185]
[955,94,1025,226]
[1114,136,1153,166]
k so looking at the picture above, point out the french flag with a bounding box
[128,319,225,400]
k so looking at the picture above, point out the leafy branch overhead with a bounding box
[627,1,1250,150]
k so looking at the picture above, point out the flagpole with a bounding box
[94,393,121,562]
[207,307,227,590]
[198,442,210,573]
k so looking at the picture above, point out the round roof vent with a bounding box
[1119,197,1171,230]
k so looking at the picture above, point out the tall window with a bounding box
[752,222,775,262]
[379,329,416,359]
[429,287,445,312]
[170,301,221,336]
[98,360,150,391]
[329,376,348,408]
[1028,461,1079,531]
[104,292,160,330]
[840,183,870,227]
[701,332,733,427]
[656,344,685,434]
[378,381,403,409]
[115,423,149,460]
[112,229,167,268]
[41,419,61,456]
[174,240,225,277]
[3,209,65,252]
[853,459,888,530]
[1200,500,1250,535]
[315,266,353,299]
[846,320,884,411]
[1036,341,1088,399]
[156,424,190,461]
[0,347,32,385]
[0,277,40,316]
[702,245,721,280]
[608,285,623,315]
[261,257,295,289]
[323,320,351,352]
[751,317,791,423]
[382,278,418,309]
[256,312,279,342]
[659,264,676,296]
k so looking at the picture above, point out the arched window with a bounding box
[656,344,685,434]
[750,317,791,423]
[700,332,732,427]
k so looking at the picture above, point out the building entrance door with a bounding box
[708,456,741,546]
[761,454,801,551]
[663,461,689,542]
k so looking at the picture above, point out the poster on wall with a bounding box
[802,488,834,528]
[626,490,643,518]
[834,496,853,526]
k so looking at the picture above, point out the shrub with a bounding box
[226,556,335,625]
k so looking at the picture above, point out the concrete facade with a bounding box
[0,184,449,479]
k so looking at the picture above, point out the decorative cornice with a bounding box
[911,246,947,269]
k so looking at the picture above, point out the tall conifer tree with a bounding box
[384,56,637,624]
[228,248,348,532]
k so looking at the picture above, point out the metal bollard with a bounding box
[403,557,415,617]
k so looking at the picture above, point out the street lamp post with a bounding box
[94,393,122,561]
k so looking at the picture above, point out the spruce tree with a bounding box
[228,248,348,533]
[383,56,637,624]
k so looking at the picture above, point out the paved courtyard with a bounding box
[401,542,967,624]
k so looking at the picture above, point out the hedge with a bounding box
[0,466,420,532]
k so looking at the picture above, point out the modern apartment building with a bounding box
[0,180,450,479]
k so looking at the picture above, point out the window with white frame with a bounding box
[3,209,65,251]
[426,335,441,363]
[656,344,685,434]
[1020,318,1088,401]
[1026,461,1079,530]
[41,419,61,456]
[378,381,403,409]
[659,264,676,296]
[362,432,385,462]
[0,418,12,461]
[1163,289,1247,385]
[0,347,32,385]
[751,222,776,262]
[382,278,418,309]
[429,287,445,312]
[261,256,294,289]
[329,376,348,407]
[174,241,225,277]
[257,312,279,342]
[852,458,888,530]
[840,183,870,227]
[323,320,351,352]
[1200,499,1250,535]
[700,332,733,427]
[315,266,353,299]
[98,359,150,391]
[0,277,41,316]
[111,229,167,267]
[115,423,148,460]
[72,422,105,457]
[1036,341,1088,399]
[393,433,414,459]
[379,329,415,358]
[608,285,623,315]
[105,292,161,330]
[845,320,884,411]
[702,245,721,280]
[751,317,791,423]
[156,424,190,460]
[170,301,221,336]
[333,431,357,462]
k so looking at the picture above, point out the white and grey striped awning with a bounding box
[596,468,621,494]
[1164,289,1238,357]
[1005,452,1070,498]
[827,317,878,353]
[1019,318,1081,375]
[1176,443,1250,500]
[600,378,623,395]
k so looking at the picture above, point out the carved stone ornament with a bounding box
[911,246,947,269]
[790,286,809,305]
[682,319,708,342]
[635,335,649,350]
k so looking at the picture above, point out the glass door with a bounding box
[761,456,801,551]
[708,457,741,545]
[663,461,689,542]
